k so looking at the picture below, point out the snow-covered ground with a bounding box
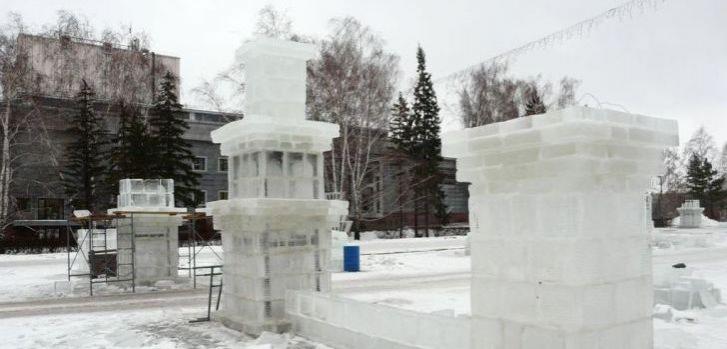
[0,230,726,348]
[0,305,330,349]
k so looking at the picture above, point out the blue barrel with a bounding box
[343,245,360,272]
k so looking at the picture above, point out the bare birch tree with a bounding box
[458,62,580,128]
[307,17,399,235]
[0,10,173,226]
[662,147,685,192]
[0,13,62,230]
[683,126,717,164]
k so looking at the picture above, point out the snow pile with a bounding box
[251,332,290,349]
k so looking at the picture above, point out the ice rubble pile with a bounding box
[117,179,175,208]
[653,266,722,310]
[207,37,348,335]
[443,107,678,348]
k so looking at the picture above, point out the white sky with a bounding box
[5,0,727,147]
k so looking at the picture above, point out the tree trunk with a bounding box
[424,193,430,237]
[413,193,419,238]
[398,162,403,238]
[0,103,12,224]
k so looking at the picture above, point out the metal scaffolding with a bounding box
[66,213,135,296]
[66,208,223,302]
[179,210,223,289]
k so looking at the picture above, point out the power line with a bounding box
[434,0,670,85]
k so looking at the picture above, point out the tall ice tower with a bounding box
[208,37,348,335]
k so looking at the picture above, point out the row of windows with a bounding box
[192,156,228,173]
[193,190,228,206]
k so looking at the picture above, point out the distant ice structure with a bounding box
[109,179,185,284]
[117,178,175,208]
[208,37,348,335]
[330,220,352,272]
[671,214,720,228]
[443,107,678,348]
[676,200,704,228]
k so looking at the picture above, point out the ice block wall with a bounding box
[111,179,185,284]
[208,37,348,335]
[443,107,678,348]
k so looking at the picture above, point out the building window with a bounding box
[37,198,64,220]
[218,191,228,200]
[192,157,207,172]
[16,197,31,212]
[194,190,207,207]
[218,157,228,172]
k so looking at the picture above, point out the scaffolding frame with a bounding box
[179,210,223,288]
[66,208,223,298]
[66,213,135,296]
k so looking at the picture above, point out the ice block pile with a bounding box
[443,106,678,348]
[117,179,175,208]
[676,200,704,228]
[207,37,348,335]
[653,265,722,310]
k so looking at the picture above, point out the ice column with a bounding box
[110,178,185,284]
[208,37,348,335]
[443,107,678,348]
[676,200,703,228]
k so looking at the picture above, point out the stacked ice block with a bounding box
[208,37,348,335]
[110,178,185,284]
[443,107,678,348]
[211,199,347,334]
[676,200,704,228]
[117,179,175,208]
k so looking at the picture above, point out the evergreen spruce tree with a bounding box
[390,92,413,152]
[148,72,200,206]
[108,102,154,195]
[685,153,726,218]
[686,154,710,199]
[411,46,448,234]
[524,87,547,116]
[389,92,415,236]
[62,80,108,212]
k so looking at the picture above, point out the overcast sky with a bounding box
[5,0,726,148]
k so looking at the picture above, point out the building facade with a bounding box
[4,33,469,239]
[5,34,235,240]
[324,134,470,232]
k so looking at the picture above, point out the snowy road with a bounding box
[0,288,207,319]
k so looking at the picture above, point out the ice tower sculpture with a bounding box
[443,107,678,348]
[207,37,348,335]
[110,179,185,284]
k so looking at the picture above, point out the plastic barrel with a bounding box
[343,245,360,272]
